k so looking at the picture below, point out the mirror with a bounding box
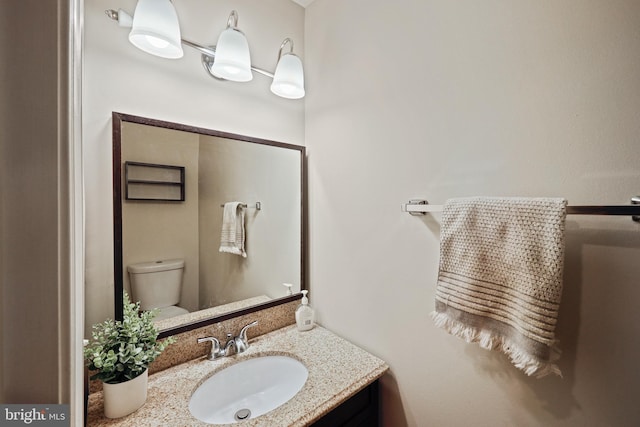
[112,112,305,337]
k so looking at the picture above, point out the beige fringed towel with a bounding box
[431,197,567,378]
[219,202,247,258]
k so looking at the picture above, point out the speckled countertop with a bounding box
[153,296,272,332]
[87,325,389,426]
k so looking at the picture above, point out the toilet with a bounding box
[127,258,190,321]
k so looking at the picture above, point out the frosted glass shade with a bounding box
[270,54,305,99]
[128,0,183,59]
[211,28,253,82]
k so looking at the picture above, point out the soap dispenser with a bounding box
[295,290,315,332]
[282,283,293,296]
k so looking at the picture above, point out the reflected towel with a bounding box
[219,202,247,258]
[431,197,567,378]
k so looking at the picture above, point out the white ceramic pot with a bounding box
[102,369,148,418]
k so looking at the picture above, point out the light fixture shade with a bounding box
[128,0,183,59]
[270,53,305,99]
[211,28,253,82]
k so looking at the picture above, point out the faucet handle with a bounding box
[197,336,221,360]
[235,320,258,353]
[239,320,258,340]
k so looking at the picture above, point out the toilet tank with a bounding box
[127,259,184,311]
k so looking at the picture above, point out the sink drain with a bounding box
[234,408,251,421]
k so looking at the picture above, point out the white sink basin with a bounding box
[189,355,308,424]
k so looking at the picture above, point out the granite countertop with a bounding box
[87,325,389,426]
[153,295,272,332]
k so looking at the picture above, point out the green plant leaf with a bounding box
[83,291,175,384]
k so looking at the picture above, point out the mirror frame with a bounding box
[112,112,306,339]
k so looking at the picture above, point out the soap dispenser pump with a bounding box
[283,283,293,296]
[295,290,315,332]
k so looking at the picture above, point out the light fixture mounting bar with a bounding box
[105,6,300,96]
[181,38,275,79]
[180,39,216,57]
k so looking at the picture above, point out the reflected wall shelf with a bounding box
[124,161,185,201]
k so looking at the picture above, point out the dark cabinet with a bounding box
[311,380,380,427]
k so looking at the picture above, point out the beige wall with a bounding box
[83,0,305,334]
[81,0,640,425]
[198,136,302,308]
[121,123,200,312]
[305,1,640,426]
[0,0,74,405]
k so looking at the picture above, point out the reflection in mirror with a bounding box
[112,112,305,337]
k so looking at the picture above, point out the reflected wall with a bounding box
[118,119,302,324]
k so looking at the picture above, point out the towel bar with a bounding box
[402,197,640,222]
[220,202,262,210]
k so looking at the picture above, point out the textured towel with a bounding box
[219,202,247,258]
[431,197,567,378]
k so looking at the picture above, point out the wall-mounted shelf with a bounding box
[124,161,185,201]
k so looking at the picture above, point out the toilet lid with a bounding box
[155,306,190,321]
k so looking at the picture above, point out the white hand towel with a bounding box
[431,197,567,378]
[219,202,247,258]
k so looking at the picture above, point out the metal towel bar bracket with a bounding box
[220,202,262,210]
[402,197,640,223]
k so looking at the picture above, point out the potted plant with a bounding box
[84,292,174,418]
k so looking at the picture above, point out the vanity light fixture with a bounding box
[127,0,183,59]
[210,11,252,82]
[270,38,305,99]
[105,1,305,99]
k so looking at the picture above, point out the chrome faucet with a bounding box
[197,320,258,360]
[235,320,258,352]
[197,336,222,361]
